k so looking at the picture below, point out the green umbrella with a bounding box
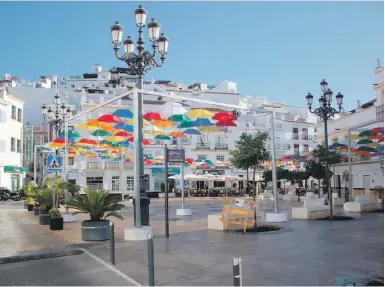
[178,121,195,128]
[144,154,154,160]
[359,130,374,137]
[357,139,374,145]
[169,114,191,122]
[155,135,171,140]
[60,130,81,138]
[92,130,111,137]
[205,159,214,165]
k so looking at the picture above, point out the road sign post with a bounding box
[47,156,63,172]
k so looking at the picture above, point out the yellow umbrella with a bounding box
[107,136,125,142]
[48,143,64,148]
[367,143,380,148]
[75,123,98,131]
[87,119,119,133]
[187,109,213,118]
[147,130,165,135]
[199,126,218,133]
[344,133,362,140]
[153,119,175,129]
[127,118,151,126]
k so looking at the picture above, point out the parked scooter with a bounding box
[0,188,11,201]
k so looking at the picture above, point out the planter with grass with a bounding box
[49,208,63,230]
[27,198,35,211]
[67,188,124,241]
[38,188,54,225]
[39,205,50,225]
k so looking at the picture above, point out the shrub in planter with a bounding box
[49,208,63,230]
[67,188,124,241]
[27,198,35,211]
[39,205,50,225]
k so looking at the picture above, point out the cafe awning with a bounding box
[4,166,28,173]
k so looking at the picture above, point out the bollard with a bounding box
[233,258,242,286]
[110,221,115,265]
[147,232,155,286]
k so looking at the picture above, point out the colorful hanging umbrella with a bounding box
[107,136,125,142]
[113,109,133,118]
[355,150,372,158]
[205,160,214,166]
[59,130,81,138]
[143,139,152,145]
[187,109,213,118]
[344,133,362,140]
[114,123,134,132]
[368,135,384,142]
[178,121,195,128]
[185,158,194,164]
[144,112,163,121]
[147,130,165,135]
[216,120,237,127]
[115,131,132,137]
[168,114,191,122]
[367,143,380,148]
[357,139,374,145]
[87,119,117,132]
[92,130,111,137]
[183,128,202,135]
[98,114,123,124]
[212,111,237,121]
[169,131,185,138]
[199,126,218,133]
[153,119,175,129]
[193,118,214,127]
[155,135,171,140]
[127,118,151,126]
[359,130,374,137]
[111,141,132,148]
[75,123,98,131]
[78,138,99,145]
[371,127,384,135]
[357,146,376,152]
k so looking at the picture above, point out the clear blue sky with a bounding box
[0,1,383,110]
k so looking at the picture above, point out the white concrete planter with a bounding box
[377,199,383,204]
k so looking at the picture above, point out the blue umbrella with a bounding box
[183,128,202,135]
[113,109,133,118]
[111,141,132,148]
[114,123,134,132]
[193,118,214,127]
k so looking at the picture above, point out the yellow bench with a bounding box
[220,198,256,233]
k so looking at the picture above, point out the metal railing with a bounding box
[215,144,229,150]
[196,143,211,150]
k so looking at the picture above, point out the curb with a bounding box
[0,248,83,264]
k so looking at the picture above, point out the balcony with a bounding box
[301,135,308,140]
[196,143,211,150]
[215,144,229,150]
[292,134,299,140]
[86,161,134,170]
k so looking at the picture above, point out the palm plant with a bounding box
[43,176,65,208]
[39,187,54,211]
[67,188,124,221]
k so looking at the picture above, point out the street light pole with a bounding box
[110,5,169,227]
[305,79,344,220]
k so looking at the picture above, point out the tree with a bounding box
[230,131,271,205]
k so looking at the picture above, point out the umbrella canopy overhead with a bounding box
[371,127,384,135]
[168,114,191,122]
[114,123,134,132]
[75,123,98,131]
[92,130,111,137]
[216,120,237,127]
[178,121,195,128]
[106,136,125,142]
[183,128,202,135]
[357,139,374,145]
[144,112,163,121]
[357,146,376,152]
[155,135,171,140]
[212,111,237,121]
[169,131,186,138]
[98,114,123,124]
[153,119,175,129]
[112,109,133,118]
[60,130,81,138]
[115,131,132,137]
[187,109,213,118]
[359,130,374,137]
[127,118,151,126]
[193,118,214,127]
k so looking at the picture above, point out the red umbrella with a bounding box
[98,114,123,124]
[185,157,194,164]
[216,120,237,127]
[79,138,99,145]
[368,135,384,142]
[143,139,152,145]
[115,131,132,137]
[144,112,163,121]
[127,136,134,142]
[124,159,131,162]
[371,127,384,135]
[212,112,237,121]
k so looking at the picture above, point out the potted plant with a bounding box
[27,197,35,211]
[38,188,53,225]
[67,188,124,241]
[49,208,63,230]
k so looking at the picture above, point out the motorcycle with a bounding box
[0,189,11,201]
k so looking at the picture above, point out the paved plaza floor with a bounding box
[0,198,383,286]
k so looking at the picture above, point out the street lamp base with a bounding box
[124,226,153,241]
[133,195,151,226]
[265,212,288,223]
[176,208,192,216]
[63,214,77,223]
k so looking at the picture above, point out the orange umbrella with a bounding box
[169,131,186,138]
[153,119,175,129]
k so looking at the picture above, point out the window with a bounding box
[68,157,74,165]
[112,176,120,192]
[126,176,134,191]
[17,139,21,153]
[11,106,16,120]
[214,181,225,188]
[86,177,103,189]
[181,138,190,145]
[17,108,22,122]
[0,140,5,152]
[172,137,178,145]
[10,137,15,152]
[0,110,6,123]
[197,155,207,161]
[216,155,225,162]
[294,144,299,155]
[303,144,309,152]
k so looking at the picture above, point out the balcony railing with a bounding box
[86,161,134,170]
[196,143,211,150]
[215,144,228,150]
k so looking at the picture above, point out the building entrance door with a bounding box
[363,175,370,196]
[11,174,20,191]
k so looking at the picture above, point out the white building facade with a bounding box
[0,89,26,190]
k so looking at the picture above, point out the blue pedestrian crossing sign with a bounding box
[47,156,63,171]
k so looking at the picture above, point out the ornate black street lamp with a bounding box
[110,5,169,227]
[306,79,344,219]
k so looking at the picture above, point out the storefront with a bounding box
[3,166,27,191]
